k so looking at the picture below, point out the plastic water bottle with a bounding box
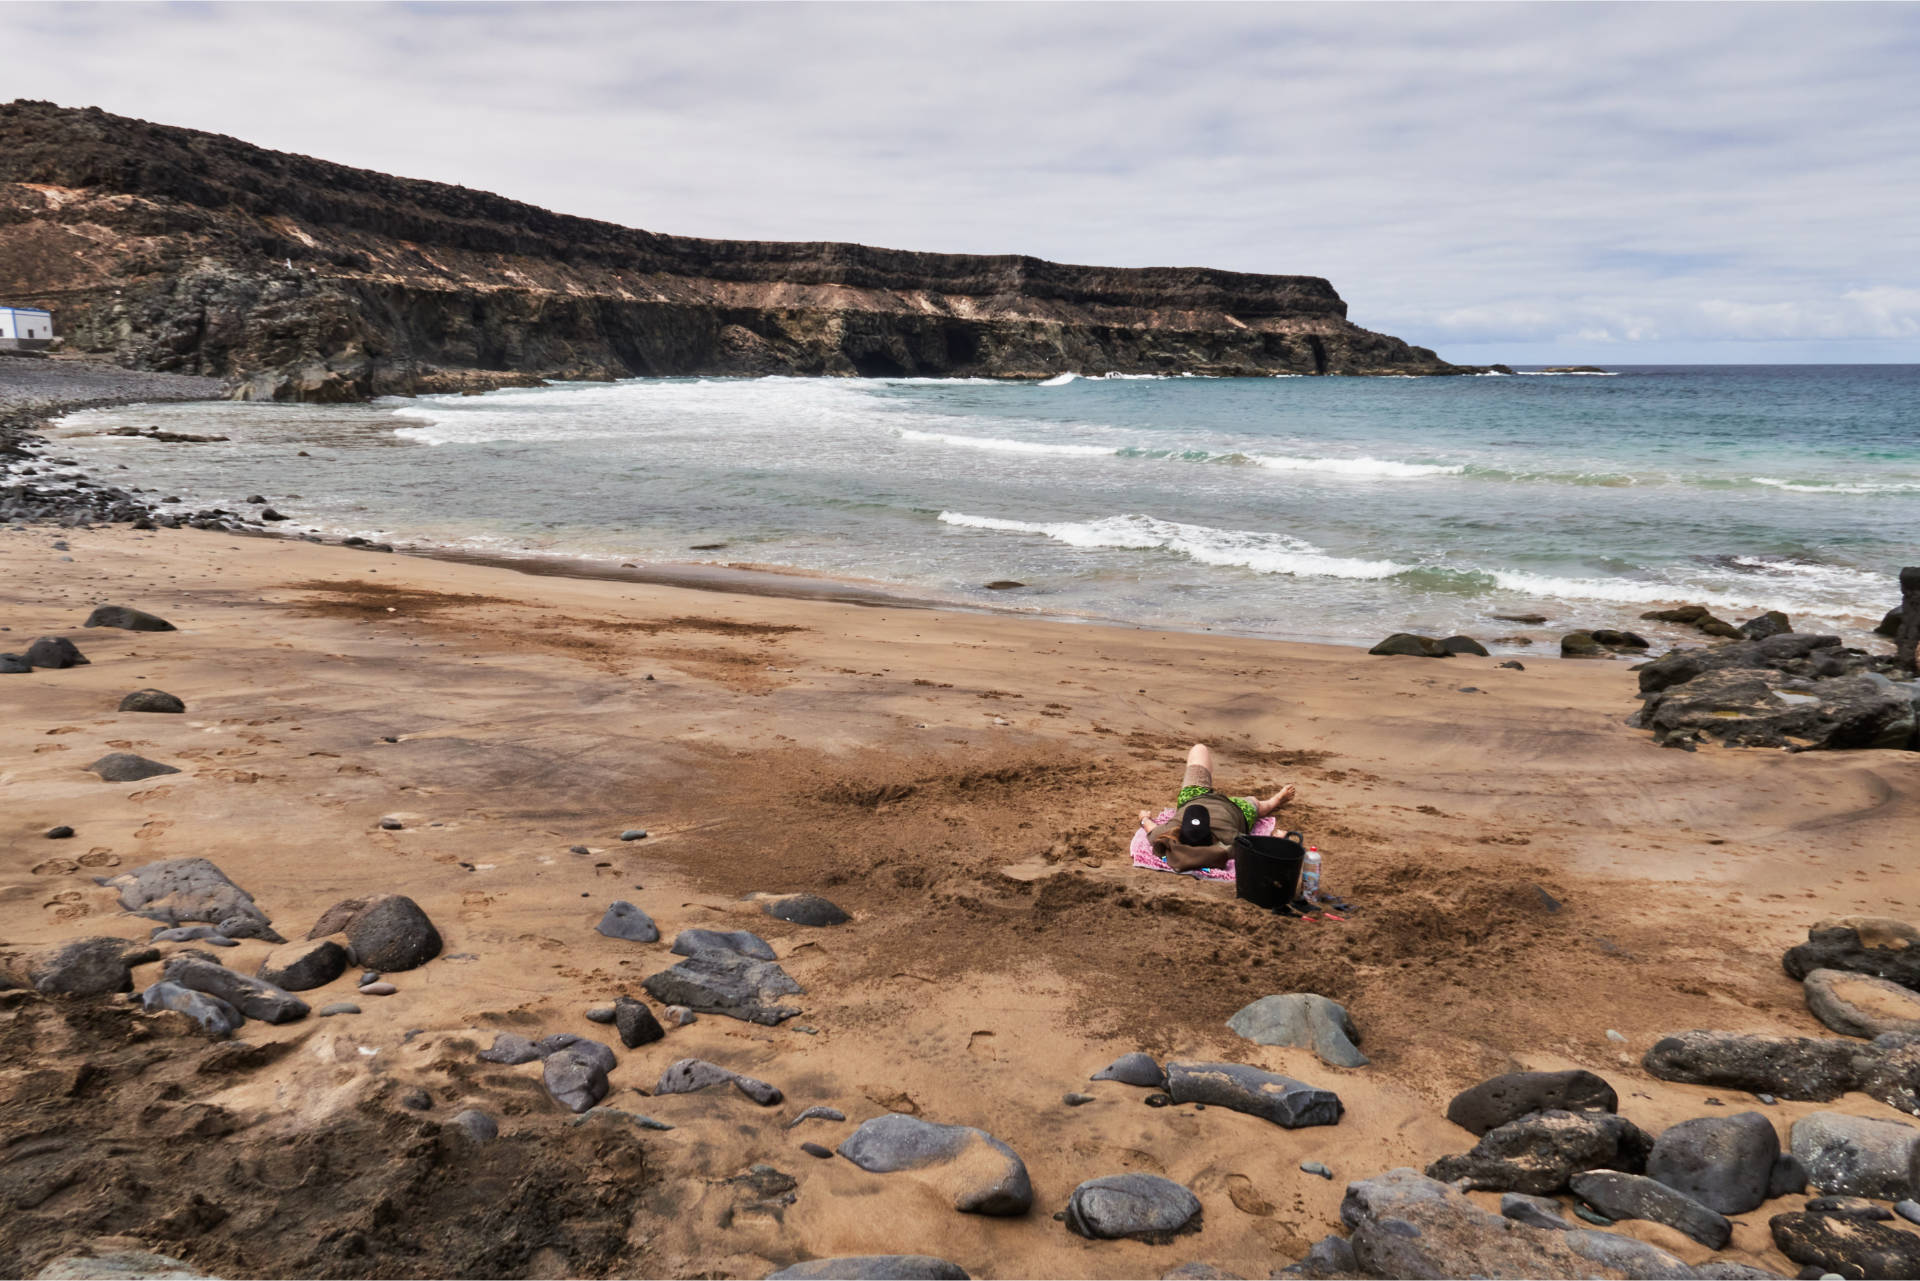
[1300,846,1323,901]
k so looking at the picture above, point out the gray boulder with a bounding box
[1790,1112,1920,1200]
[1865,1030,1920,1117]
[26,636,88,668]
[1226,993,1368,1068]
[1500,1192,1571,1230]
[150,925,235,947]
[765,1259,968,1280]
[1369,633,1450,658]
[1570,1171,1732,1249]
[1425,1109,1652,1194]
[1738,611,1793,641]
[85,752,179,782]
[1643,1030,1864,1100]
[1561,631,1608,658]
[1092,1052,1166,1088]
[1770,1153,1809,1198]
[1806,1195,1894,1220]
[1632,668,1916,751]
[754,892,850,927]
[641,949,803,1025]
[117,689,185,713]
[450,1109,498,1141]
[1636,633,1844,694]
[308,894,441,970]
[1768,1210,1920,1280]
[671,928,777,960]
[596,900,660,943]
[1804,967,1920,1039]
[29,936,160,996]
[477,1033,542,1065]
[84,605,176,632]
[1064,1173,1202,1241]
[614,995,665,1048]
[255,939,348,991]
[543,1048,611,1113]
[535,1034,616,1072]
[162,955,308,1022]
[1785,918,1920,991]
[1646,1110,1779,1214]
[0,652,29,674]
[1163,1060,1342,1128]
[102,859,274,936]
[654,1057,782,1105]
[836,1113,1033,1215]
[1440,636,1491,656]
[140,981,243,1036]
[1446,1069,1618,1135]
[1338,1167,1697,1280]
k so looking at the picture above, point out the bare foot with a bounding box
[1258,785,1296,815]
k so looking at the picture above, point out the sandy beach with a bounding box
[2,523,1914,1278]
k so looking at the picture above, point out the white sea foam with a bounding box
[895,428,1114,457]
[1247,453,1465,478]
[1751,476,1920,496]
[937,511,1408,579]
[1038,373,1079,386]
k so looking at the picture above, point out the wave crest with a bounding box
[937,511,1408,580]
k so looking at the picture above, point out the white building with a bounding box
[0,305,56,350]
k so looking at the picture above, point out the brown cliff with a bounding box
[0,101,1470,399]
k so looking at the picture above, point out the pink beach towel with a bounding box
[1130,807,1277,881]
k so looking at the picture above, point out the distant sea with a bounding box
[51,366,1920,651]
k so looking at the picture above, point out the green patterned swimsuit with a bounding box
[1176,786,1259,829]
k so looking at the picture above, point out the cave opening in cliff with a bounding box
[849,350,909,378]
[1307,335,1329,375]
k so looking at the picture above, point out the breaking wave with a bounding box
[936,511,1409,579]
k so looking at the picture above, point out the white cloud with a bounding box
[1,1,1916,362]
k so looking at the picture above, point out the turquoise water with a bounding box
[50,366,1920,649]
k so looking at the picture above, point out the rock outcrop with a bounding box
[0,101,1476,400]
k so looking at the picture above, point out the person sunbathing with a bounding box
[1139,743,1295,872]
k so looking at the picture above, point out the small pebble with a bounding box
[1144,1093,1172,1108]
[1301,1161,1333,1179]
[1896,1199,1920,1226]
[1757,1093,1778,1105]
[1573,1204,1614,1226]
[585,1006,617,1024]
[1604,1029,1627,1043]
[569,844,590,855]
[380,735,398,743]
[318,1002,360,1016]
[1063,1092,1095,1107]
[398,1087,432,1110]
[786,1106,847,1128]
[359,981,398,996]
[800,1141,833,1159]
[1704,1097,1724,1107]
[360,971,380,985]
[620,829,648,841]
[794,1025,819,1036]
[379,818,403,830]
[45,825,74,839]
[663,1005,696,1027]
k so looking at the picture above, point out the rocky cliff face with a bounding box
[0,101,1470,400]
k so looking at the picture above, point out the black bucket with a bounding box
[1234,832,1305,911]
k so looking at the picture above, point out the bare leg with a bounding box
[1254,784,1297,819]
[1186,743,1213,774]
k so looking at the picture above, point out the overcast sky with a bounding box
[5,2,1917,363]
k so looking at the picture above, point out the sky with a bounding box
[4,1,1918,364]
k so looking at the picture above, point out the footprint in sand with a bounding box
[43,890,89,921]
[78,850,120,868]
[31,859,80,876]
[135,820,172,840]
[128,786,174,802]
[32,744,70,754]
[1224,1173,1275,1217]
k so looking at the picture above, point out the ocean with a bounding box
[48,365,1920,651]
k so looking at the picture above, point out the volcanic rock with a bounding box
[595,900,660,943]
[1064,1173,1202,1241]
[1425,1109,1653,1194]
[671,928,777,960]
[117,689,186,713]
[1500,1192,1571,1230]
[107,858,275,934]
[752,892,850,927]
[613,995,665,1048]
[85,753,179,782]
[162,954,308,1023]
[307,894,441,970]
[1645,1110,1780,1214]
[1790,1112,1920,1201]
[1446,1069,1618,1136]
[1368,633,1450,658]
[1163,1061,1342,1128]
[1785,918,1920,992]
[543,1048,611,1113]
[30,936,161,996]
[1560,631,1608,658]
[1768,1210,1920,1280]
[26,636,87,668]
[477,1033,542,1065]
[1439,636,1490,656]
[1738,611,1793,640]
[1092,1052,1167,1088]
[641,949,803,1025]
[450,1109,498,1141]
[1804,968,1920,1039]
[1226,993,1368,1068]
[254,939,348,992]
[1569,1170,1732,1249]
[1643,1030,1865,1100]
[765,1259,969,1280]
[837,1113,1033,1215]
[140,980,243,1036]
[84,605,175,631]
[654,1057,782,1106]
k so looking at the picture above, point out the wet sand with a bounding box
[2,525,1914,1278]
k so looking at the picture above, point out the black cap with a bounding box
[1179,803,1213,846]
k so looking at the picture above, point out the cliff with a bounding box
[0,101,1470,400]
